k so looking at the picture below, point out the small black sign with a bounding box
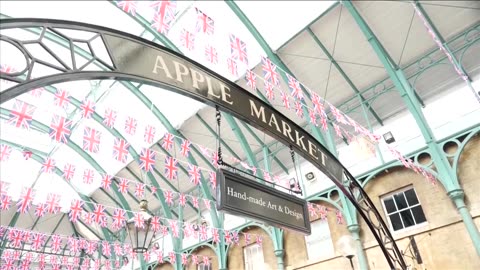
[216,169,311,234]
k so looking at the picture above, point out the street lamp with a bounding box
[336,235,357,270]
[126,200,156,253]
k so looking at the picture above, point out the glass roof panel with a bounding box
[235,1,337,50]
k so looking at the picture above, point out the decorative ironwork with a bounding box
[0,18,407,269]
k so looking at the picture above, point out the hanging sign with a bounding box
[216,169,311,234]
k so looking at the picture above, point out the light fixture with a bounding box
[336,235,357,270]
[383,131,396,144]
[126,200,156,253]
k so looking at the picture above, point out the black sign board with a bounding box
[216,169,311,234]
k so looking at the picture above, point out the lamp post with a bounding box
[337,235,357,270]
[126,200,156,253]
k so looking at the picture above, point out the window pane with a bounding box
[390,213,403,231]
[394,193,408,210]
[384,198,397,213]
[400,209,415,227]
[404,189,419,206]
[411,205,427,224]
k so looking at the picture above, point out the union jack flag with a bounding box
[244,233,251,245]
[211,151,219,167]
[0,144,12,161]
[195,8,214,34]
[69,199,83,223]
[31,233,45,251]
[308,203,316,217]
[181,253,188,265]
[333,123,343,138]
[180,139,191,157]
[262,57,280,85]
[102,241,111,257]
[205,45,218,64]
[263,171,272,183]
[256,235,263,246]
[150,1,177,29]
[164,156,178,180]
[280,91,290,109]
[49,115,72,143]
[101,174,112,190]
[86,241,97,255]
[124,116,137,135]
[139,148,156,172]
[83,168,95,184]
[264,81,275,100]
[68,237,80,254]
[311,93,324,114]
[113,138,130,163]
[209,171,216,188]
[84,212,95,225]
[295,101,303,118]
[20,260,31,270]
[116,0,137,16]
[134,183,145,197]
[151,216,161,232]
[2,259,14,269]
[63,163,76,181]
[42,158,56,174]
[230,34,248,65]
[162,133,175,151]
[103,108,117,128]
[143,250,151,262]
[134,212,145,228]
[188,164,201,186]
[180,29,195,51]
[169,219,179,238]
[192,254,199,265]
[144,125,156,144]
[211,228,219,243]
[83,127,101,153]
[45,193,61,214]
[93,204,106,225]
[199,225,208,241]
[245,70,256,90]
[309,108,318,126]
[9,230,23,248]
[169,251,176,263]
[227,58,238,76]
[164,189,174,205]
[336,210,344,224]
[1,195,12,211]
[112,208,126,229]
[191,196,199,208]
[8,99,36,130]
[118,178,129,194]
[151,11,174,35]
[286,74,303,101]
[329,103,347,124]
[179,193,186,207]
[51,235,62,253]
[54,89,70,109]
[203,256,210,266]
[80,99,96,119]
[320,115,328,131]
[318,205,328,220]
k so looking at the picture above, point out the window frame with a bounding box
[380,186,428,233]
[243,243,265,270]
[304,219,335,261]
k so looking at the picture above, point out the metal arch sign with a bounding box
[0,19,407,270]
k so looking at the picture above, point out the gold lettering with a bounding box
[219,83,234,105]
[173,61,189,83]
[295,130,308,152]
[268,113,281,132]
[190,68,205,90]
[152,55,173,79]
[249,100,266,123]
[319,151,328,166]
[205,76,220,99]
[308,140,319,160]
[281,121,294,142]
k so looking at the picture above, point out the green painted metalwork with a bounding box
[344,0,480,257]
[306,28,383,126]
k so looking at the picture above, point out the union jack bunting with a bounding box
[244,233,251,245]
[164,156,178,180]
[264,81,275,100]
[118,178,130,194]
[192,254,199,265]
[261,57,280,85]
[151,11,174,35]
[144,125,156,144]
[101,174,112,190]
[0,144,12,162]
[230,34,248,64]
[1,195,12,211]
[164,190,174,205]
[280,91,290,109]
[42,158,56,174]
[195,8,214,34]
[209,171,216,188]
[8,99,36,130]
[22,150,32,160]
[83,127,101,153]
[45,193,61,214]
[188,164,201,186]
[134,183,145,197]
[203,256,210,266]
[179,193,186,207]
[211,151,219,167]
[329,103,347,124]
[68,237,80,254]
[286,74,304,101]
[49,115,72,143]
[308,108,318,126]
[124,116,137,135]
[80,99,96,119]
[169,251,176,263]
[333,123,343,138]
[199,225,208,241]
[139,148,156,172]
[117,0,137,16]
[180,139,191,157]
[336,210,344,224]
[245,70,257,90]
[134,212,145,228]
[181,253,188,265]
[205,45,218,64]
[295,101,303,118]
[199,145,210,156]
[83,169,95,184]
[69,199,83,223]
[180,29,195,51]
[31,233,45,251]
[227,58,238,76]
[311,93,325,116]
[143,250,151,262]
[112,208,126,229]
[256,235,263,246]
[93,204,107,225]
[54,89,70,109]
[151,216,161,232]
[151,0,176,21]
[113,138,130,163]
[191,196,199,208]
[63,163,76,181]
[169,219,179,238]
[211,228,220,243]
[51,235,62,253]
[320,115,328,131]
[103,108,117,128]
[162,133,174,151]
[318,205,328,220]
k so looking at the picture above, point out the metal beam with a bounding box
[306,28,384,126]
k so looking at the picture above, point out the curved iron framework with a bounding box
[0,18,407,270]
